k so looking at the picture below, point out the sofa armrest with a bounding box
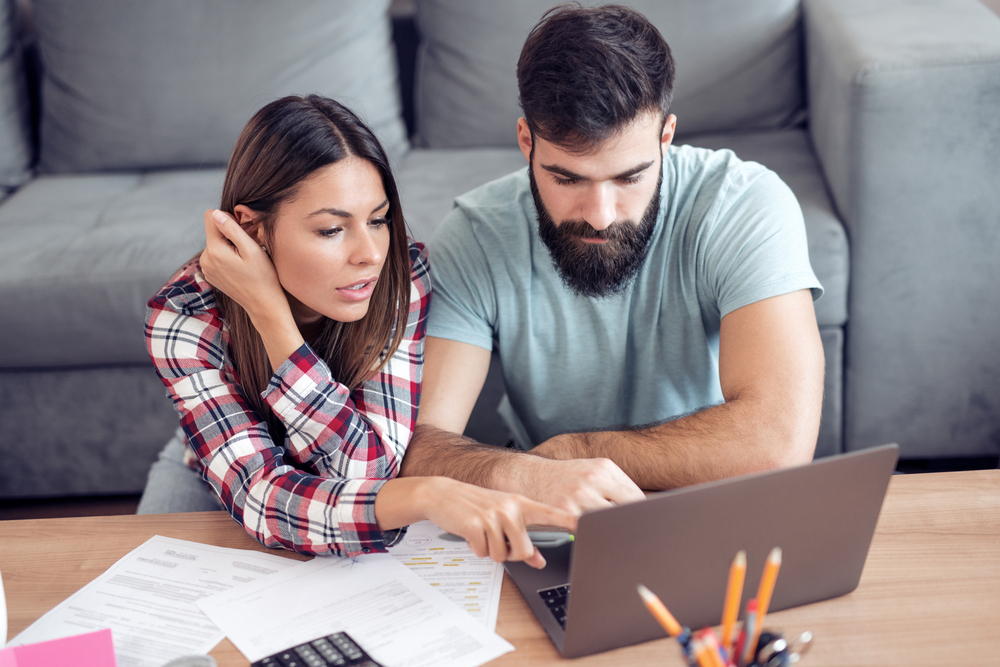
[803,0,1000,457]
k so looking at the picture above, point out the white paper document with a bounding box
[197,553,514,667]
[387,520,505,630]
[11,535,301,667]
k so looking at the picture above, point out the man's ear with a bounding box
[233,205,263,243]
[661,114,677,155]
[516,118,533,164]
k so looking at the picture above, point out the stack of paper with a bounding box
[10,524,512,667]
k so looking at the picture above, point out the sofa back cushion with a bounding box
[33,0,408,173]
[414,0,805,147]
[0,0,32,189]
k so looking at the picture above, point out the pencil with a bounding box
[636,583,683,637]
[697,628,728,667]
[689,635,716,667]
[748,547,782,661]
[720,549,746,655]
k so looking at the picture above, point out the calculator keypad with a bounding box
[251,631,382,667]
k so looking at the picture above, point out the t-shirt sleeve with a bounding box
[697,168,823,320]
[425,206,498,351]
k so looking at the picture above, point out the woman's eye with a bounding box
[318,227,343,238]
[369,217,390,227]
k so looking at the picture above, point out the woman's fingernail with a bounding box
[212,210,227,225]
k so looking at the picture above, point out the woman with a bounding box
[140,95,572,567]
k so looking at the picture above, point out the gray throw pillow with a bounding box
[0,0,32,189]
[33,0,408,173]
[414,0,805,147]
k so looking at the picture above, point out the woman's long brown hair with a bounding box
[210,95,411,442]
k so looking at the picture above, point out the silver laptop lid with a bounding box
[509,444,899,658]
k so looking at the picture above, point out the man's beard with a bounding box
[531,165,661,298]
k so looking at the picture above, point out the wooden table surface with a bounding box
[1,470,998,665]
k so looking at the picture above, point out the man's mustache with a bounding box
[555,219,635,241]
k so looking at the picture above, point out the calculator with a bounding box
[251,631,384,667]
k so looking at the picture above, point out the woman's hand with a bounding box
[376,477,578,569]
[200,209,304,371]
[200,210,287,320]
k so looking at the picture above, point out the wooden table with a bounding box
[2,470,998,665]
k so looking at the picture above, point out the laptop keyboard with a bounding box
[538,584,571,628]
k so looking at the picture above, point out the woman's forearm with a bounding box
[246,306,305,373]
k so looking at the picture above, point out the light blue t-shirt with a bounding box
[428,144,822,450]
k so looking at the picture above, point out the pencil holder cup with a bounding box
[743,629,813,667]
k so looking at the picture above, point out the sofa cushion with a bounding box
[0,170,221,368]
[414,0,804,148]
[397,148,529,241]
[681,129,848,328]
[0,0,32,190]
[32,0,408,174]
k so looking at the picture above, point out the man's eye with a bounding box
[619,174,643,185]
[554,176,580,186]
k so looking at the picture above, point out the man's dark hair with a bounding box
[517,3,676,151]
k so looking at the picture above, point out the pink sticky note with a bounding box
[0,628,116,667]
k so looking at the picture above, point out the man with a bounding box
[400,5,825,514]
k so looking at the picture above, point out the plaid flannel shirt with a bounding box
[145,241,429,557]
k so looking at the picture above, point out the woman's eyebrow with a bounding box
[308,198,389,219]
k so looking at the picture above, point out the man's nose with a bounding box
[580,184,616,231]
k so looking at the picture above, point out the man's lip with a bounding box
[580,237,610,244]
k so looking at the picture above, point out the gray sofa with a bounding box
[1,0,998,499]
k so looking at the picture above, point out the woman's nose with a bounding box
[350,227,383,265]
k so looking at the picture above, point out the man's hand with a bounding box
[499,454,645,514]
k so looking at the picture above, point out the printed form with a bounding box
[387,520,505,631]
[9,535,301,667]
[197,553,513,667]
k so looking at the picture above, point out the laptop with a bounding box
[506,444,899,658]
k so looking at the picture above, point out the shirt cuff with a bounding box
[331,477,406,556]
[262,343,340,414]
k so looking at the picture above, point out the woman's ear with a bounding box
[233,205,262,243]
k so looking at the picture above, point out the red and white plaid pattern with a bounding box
[146,242,429,557]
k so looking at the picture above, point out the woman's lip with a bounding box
[342,277,378,288]
[336,279,377,301]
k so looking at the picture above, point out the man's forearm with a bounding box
[399,423,647,513]
[533,394,818,490]
[399,423,520,490]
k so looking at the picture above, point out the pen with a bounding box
[749,546,782,659]
[720,549,746,656]
[527,531,575,548]
[739,598,758,667]
[635,583,684,637]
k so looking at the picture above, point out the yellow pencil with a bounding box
[636,583,683,637]
[720,550,746,655]
[749,546,782,657]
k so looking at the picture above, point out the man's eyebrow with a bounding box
[539,160,656,181]
[308,198,390,219]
